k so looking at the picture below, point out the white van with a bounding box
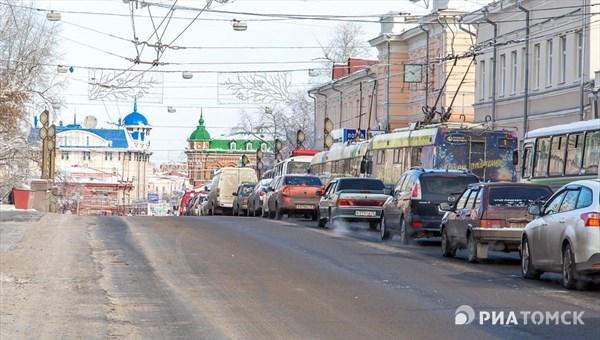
[207,167,258,215]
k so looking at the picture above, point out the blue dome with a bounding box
[123,100,149,126]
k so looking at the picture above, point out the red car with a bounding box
[266,175,324,220]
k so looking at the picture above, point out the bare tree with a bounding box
[319,22,372,64]
[0,0,63,199]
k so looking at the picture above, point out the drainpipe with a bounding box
[331,84,343,129]
[579,0,588,121]
[316,88,328,146]
[458,18,476,38]
[517,2,530,136]
[419,25,430,108]
[308,92,317,147]
[358,81,364,136]
[385,35,391,132]
[483,11,497,123]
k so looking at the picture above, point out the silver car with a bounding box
[521,179,600,290]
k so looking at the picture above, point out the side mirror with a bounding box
[232,192,238,196]
[528,204,541,216]
[512,150,519,166]
[316,190,324,197]
[383,187,392,196]
[439,202,452,211]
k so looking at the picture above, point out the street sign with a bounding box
[147,192,159,204]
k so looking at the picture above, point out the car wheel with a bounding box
[441,227,456,258]
[467,232,479,263]
[317,209,326,228]
[521,237,541,280]
[269,207,275,219]
[380,214,390,240]
[562,244,578,290]
[275,206,283,220]
[399,219,409,245]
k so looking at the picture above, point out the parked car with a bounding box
[521,179,600,289]
[248,179,272,217]
[261,176,282,218]
[206,167,258,215]
[380,168,480,244]
[199,196,210,216]
[266,175,323,220]
[232,183,256,216]
[317,177,390,229]
[439,182,553,262]
[179,190,197,216]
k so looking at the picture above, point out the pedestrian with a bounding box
[7,187,15,205]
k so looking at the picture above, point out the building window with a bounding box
[533,43,541,89]
[86,136,90,146]
[246,142,253,151]
[230,141,236,150]
[576,31,583,80]
[546,39,553,86]
[261,143,267,152]
[520,47,526,92]
[118,152,121,161]
[559,35,566,83]
[499,54,506,96]
[61,151,69,160]
[488,58,494,99]
[105,152,113,161]
[83,151,91,161]
[510,51,517,94]
[480,60,486,100]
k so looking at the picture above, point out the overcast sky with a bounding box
[35,0,439,164]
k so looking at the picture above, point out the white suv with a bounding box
[521,179,600,290]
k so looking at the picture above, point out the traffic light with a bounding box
[274,138,283,162]
[296,129,305,150]
[240,154,249,167]
[256,147,264,178]
[323,117,333,151]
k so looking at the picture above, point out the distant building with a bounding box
[29,100,152,215]
[309,0,485,148]
[185,111,271,186]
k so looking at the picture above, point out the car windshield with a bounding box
[488,187,552,207]
[420,175,479,195]
[337,179,385,191]
[287,161,310,174]
[284,176,322,186]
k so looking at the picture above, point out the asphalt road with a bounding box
[89,214,599,339]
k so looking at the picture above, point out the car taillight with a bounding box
[259,191,265,197]
[282,187,291,197]
[377,200,386,206]
[337,199,356,206]
[411,183,422,199]
[582,212,600,227]
[412,221,423,228]
[217,188,220,194]
[242,198,248,204]
[480,219,506,228]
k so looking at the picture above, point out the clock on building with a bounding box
[403,64,422,83]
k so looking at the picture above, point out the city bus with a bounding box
[261,149,321,179]
[520,119,599,189]
[309,123,519,186]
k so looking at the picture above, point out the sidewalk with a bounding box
[0,204,45,223]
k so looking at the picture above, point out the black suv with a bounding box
[380,168,479,244]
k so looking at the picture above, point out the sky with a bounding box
[32,0,447,165]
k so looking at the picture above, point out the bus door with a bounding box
[467,137,487,180]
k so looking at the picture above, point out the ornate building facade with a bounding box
[185,111,271,187]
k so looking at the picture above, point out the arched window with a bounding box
[230,141,237,150]
[246,142,253,150]
[261,143,267,152]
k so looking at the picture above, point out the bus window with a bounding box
[410,147,421,167]
[548,135,566,176]
[565,133,583,175]
[377,150,385,164]
[583,131,599,174]
[533,137,550,177]
[522,146,533,178]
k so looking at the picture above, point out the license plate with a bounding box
[296,205,313,209]
[355,211,376,216]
